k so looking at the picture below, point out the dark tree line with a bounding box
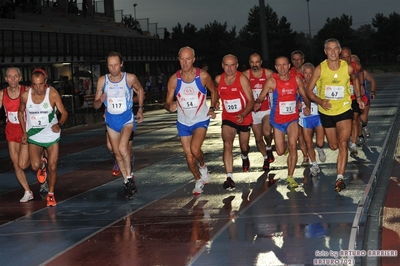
[169,4,400,75]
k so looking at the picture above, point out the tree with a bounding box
[371,12,400,62]
[171,23,197,41]
[238,4,296,67]
[353,24,376,64]
[196,21,237,76]
[313,14,355,61]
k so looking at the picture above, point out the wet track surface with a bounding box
[0,73,400,265]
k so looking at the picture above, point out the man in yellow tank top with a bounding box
[305,38,364,192]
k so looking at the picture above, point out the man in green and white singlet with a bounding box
[18,68,68,207]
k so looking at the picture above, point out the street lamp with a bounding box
[133,3,137,21]
[258,0,269,64]
[306,0,314,62]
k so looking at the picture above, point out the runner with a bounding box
[242,52,275,171]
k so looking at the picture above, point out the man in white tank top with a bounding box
[18,68,68,207]
[94,51,145,199]
[165,46,219,195]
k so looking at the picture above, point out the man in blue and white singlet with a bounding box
[299,63,326,177]
[94,51,144,199]
[165,46,219,195]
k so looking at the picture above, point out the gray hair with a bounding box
[302,62,315,73]
[324,38,341,50]
[5,67,21,77]
[222,54,238,64]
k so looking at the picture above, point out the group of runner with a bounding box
[1,67,68,206]
[160,38,376,194]
[3,38,377,205]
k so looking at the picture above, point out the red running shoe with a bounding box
[46,193,57,207]
[242,158,250,172]
[37,157,47,184]
[111,160,120,177]
[267,149,275,163]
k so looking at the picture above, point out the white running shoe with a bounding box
[350,143,358,157]
[310,164,320,176]
[317,148,326,162]
[199,165,211,185]
[192,180,204,195]
[20,191,34,203]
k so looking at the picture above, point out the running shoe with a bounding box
[37,157,47,184]
[335,178,346,192]
[267,175,276,186]
[111,160,120,177]
[350,144,358,157]
[124,177,137,199]
[363,126,370,138]
[20,191,34,203]
[317,148,326,162]
[263,159,270,171]
[310,164,320,176]
[46,194,57,207]
[199,165,210,185]
[266,149,275,163]
[192,180,204,195]
[357,136,365,147]
[40,181,49,195]
[286,176,298,188]
[242,158,250,172]
[283,142,289,156]
[301,156,310,168]
[223,177,236,190]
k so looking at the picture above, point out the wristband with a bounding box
[371,91,375,94]
[356,96,361,99]
[209,106,216,111]
[138,106,144,110]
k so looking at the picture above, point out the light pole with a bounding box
[258,0,269,64]
[306,0,314,63]
[133,3,137,21]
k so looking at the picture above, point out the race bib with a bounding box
[324,85,344,100]
[108,97,127,114]
[279,101,296,115]
[182,95,199,110]
[310,102,319,115]
[30,113,48,128]
[107,86,127,114]
[252,89,265,101]
[7,111,19,124]
[224,98,242,113]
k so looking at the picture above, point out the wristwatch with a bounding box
[138,106,144,111]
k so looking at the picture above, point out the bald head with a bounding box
[178,46,195,58]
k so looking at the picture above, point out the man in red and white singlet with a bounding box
[0,67,33,203]
[340,47,365,156]
[255,56,310,189]
[215,54,254,190]
[243,53,275,172]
